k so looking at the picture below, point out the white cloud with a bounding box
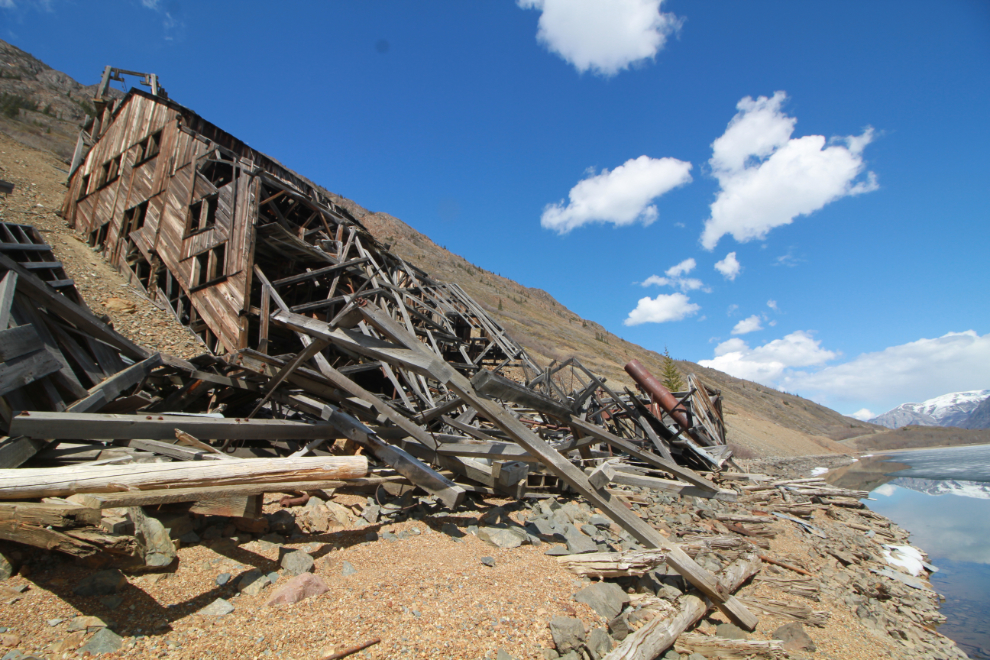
[784,331,990,406]
[767,299,778,311]
[699,331,836,384]
[701,91,878,250]
[541,156,692,234]
[641,275,669,287]
[726,304,739,316]
[714,251,740,280]
[624,293,700,325]
[141,0,159,8]
[731,315,763,335]
[665,258,695,277]
[850,408,875,421]
[0,0,16,8]
[518,0,681,77]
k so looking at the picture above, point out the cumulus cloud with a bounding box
[767,300,778,311]
[850,408,875,421]
[731,315,763,335]
[624,293,700,325]
[518,0,681,76]
[784,331,990,406]
[541,156,692,234]
[640,258,706,293]
[666,258,695,277]
[727,304,739,316]
[714,252,741,280]
[699,331,836,384]
[700,91,878,250]
[0,0,16,8]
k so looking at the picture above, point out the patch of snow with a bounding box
[874,484,897,497]
[861,454,874,458]
[810,467,829,477]
[883,545,925,577]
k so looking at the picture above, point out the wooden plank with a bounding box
[471,368,575,421]
[189,494,262,518]
[0,455,369,500]
[10,410,347,441]
[0,502,101,527]
[0,271,16,329]
[0,521,99,557]
[270,257,370,287]
[0,349,61,397]
[604,471,737,501]
[0,253,149,361]
[0,324,41,361]
[127,438,222,461]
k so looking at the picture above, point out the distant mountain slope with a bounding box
[0,38,880,458]
[870,390,990,429]
[0,38,121,160]
[961,396,990,429]
[843,426,990,452]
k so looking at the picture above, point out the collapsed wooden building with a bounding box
[0,68,763,630]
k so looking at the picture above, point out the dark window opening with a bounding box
[186,193,219,235]
[123,201,149,234]
[135,130,162,163]
[78,174,90,200]
[124,239,153,290]
[100,155,121,188]
[89,222,109,248]
[192,242,227,289]
[200,159,235,188]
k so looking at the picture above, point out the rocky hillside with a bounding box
[869,389,990,429]
[961,396,990,429]
[0,39,122,160]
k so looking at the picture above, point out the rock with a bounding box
[362,504,380,524]
[686,654,706,660]
[73,569,127,597]
[281,550,315,576]
[151,511,195,539]
[233,516,270,535]
[478,526,526,549]
[589,515,611,528]
[441,522,465,540]
[587,627,613,660]
[325,502,353,527]
[267,572,280,584]
[198,598,235,617]
[574,582,630,620]
[716,623,748,640]
[98,595,123,610]
[496,649,516,660]
[481,556,496,567]
[541,649,560,660]
[104,297,136,313]
[266,510,296,535]
[382,531,398,542]
[237,569,269,595]
[126,507,176,567]
[179,531,201,545]
[67,615,106,632]
[0,551,16,580]
[558,653,581,660]
[549,616,585,654]
[341,561,358,577]
[78,627,123,655]
[608,613,631,641]
[52,631,86,654]
[0,635,19,649]
[0,650,21,660]
[544,545,574,556]
[47,618,63,626]
[661,651,681,660]
[773,622,816,652]
[216,572,232,586]
[563,527,598,555]
[265,573,330,606]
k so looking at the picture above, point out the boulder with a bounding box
[281,550,315,576]
[198,598,235,617]
[549,616,585,654]
[574,582,629,620]
[265,573,330,606]
[587,627,613,660]
[478,526,527,549]
[126,507,176,567]
[78,628,123,655]
[773,622,816,652]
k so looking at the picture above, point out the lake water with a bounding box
[826,444,990,659]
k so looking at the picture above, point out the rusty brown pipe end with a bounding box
[279,491,310,508]
[624,359,692,431]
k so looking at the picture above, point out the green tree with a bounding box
[660,346,684,392]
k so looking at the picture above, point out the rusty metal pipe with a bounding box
[624,359,693,434]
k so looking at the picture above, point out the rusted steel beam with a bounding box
[624,359,702,445]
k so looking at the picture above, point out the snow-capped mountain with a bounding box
[869,389,990,429]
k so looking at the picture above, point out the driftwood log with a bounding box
[556,550,667,578]
[0,456,368,499]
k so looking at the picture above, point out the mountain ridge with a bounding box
[869,389,990,430]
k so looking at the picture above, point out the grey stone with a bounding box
[773,622,816,652]
[441,522,465,540]
[481,556,496,567]
[341,561,358,577]
[527,518,557,537]
[364,531,378,542]
[662,651,681,660]
[0,550,15,580]
[686,654,706,660]
[362,504,380,524]
[73,569,127,597]
[382,531,398,542]
[558,653,581,660]
[574,582,630,620]
[0,651,21,660]
[581,523,600,538]
[179,531,201,545]
[267,572,279,584]
[589,515,611,528]
[549,616,585,654]
[198,598,235,617]
[216,572,232,586]
[201,524,222,540]
[78,627,123,655]
[237,569,269,595]
[99,595,124,610]
[496,649,516,660]
[587,627,613,660]
[716,623,748,640]
[608,613,631,641]
[260,532,286,545]
[281,550,315,576]
[267,510,296,534]
[563,527,599,555]
[544,545,573,556]
[47,618,63,626]
[541,649,560,660]
[478,526,526,549]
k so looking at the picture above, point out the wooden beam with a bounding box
[0,323,40,361]
[0,271,17,330]
[0,349,61,397]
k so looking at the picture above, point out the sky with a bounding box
[2,0,989,419]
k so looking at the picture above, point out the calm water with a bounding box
[826,444,990,660]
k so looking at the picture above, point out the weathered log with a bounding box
[738,597,831,627]
[603,552,762,660]
[675,634,785,659]
[556,550,667,578]
[0,456,368,499]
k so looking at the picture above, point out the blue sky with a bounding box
[3,0,988,419]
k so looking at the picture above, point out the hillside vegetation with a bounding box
[842,426,990,452]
